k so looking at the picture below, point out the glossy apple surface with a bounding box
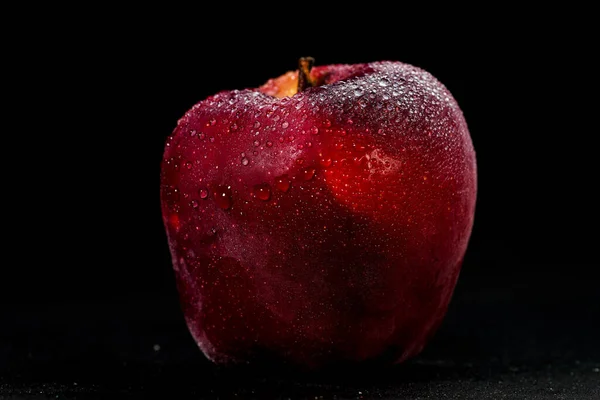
[160,60,477,368]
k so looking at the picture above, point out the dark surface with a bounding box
[4,10,599,399]
[2,263,599,399]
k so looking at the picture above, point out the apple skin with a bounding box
[160,61,476,368]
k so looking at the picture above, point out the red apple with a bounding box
[160,58,476,368]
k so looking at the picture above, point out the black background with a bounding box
[2,10,598,399]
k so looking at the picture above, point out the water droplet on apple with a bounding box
[253,121,260,128]
[199,188,209,199]
[253,140,260,147]
[241,157,249,166]
[185,161,192,170]
[253,183,271,201]
[266,141,273,147]
[320,157,332,167]
[198,132,205,140]
[354,88,364,97]
[190,130,197,137]
[190,200,199,209]
[209,137,215,143]
[213,186,232,209]
[282,121,289,129]
[209,118,217,125]
[230,123,238,131]
[275,175,291,192]
[311,127,319,135]
[323,119,331,127]
[302,168,316,181]
[378,77,390,87]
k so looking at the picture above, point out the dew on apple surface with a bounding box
[301,168,316,181]
[241,157,249,166]
[253,183,272,201]
[319,157,332,167]
[160,60,476,367]
[274,175,291,192]
[378,77,390,87]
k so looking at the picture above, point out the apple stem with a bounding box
[297,57,316,92]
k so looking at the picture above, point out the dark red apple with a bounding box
[160,58,476,368]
